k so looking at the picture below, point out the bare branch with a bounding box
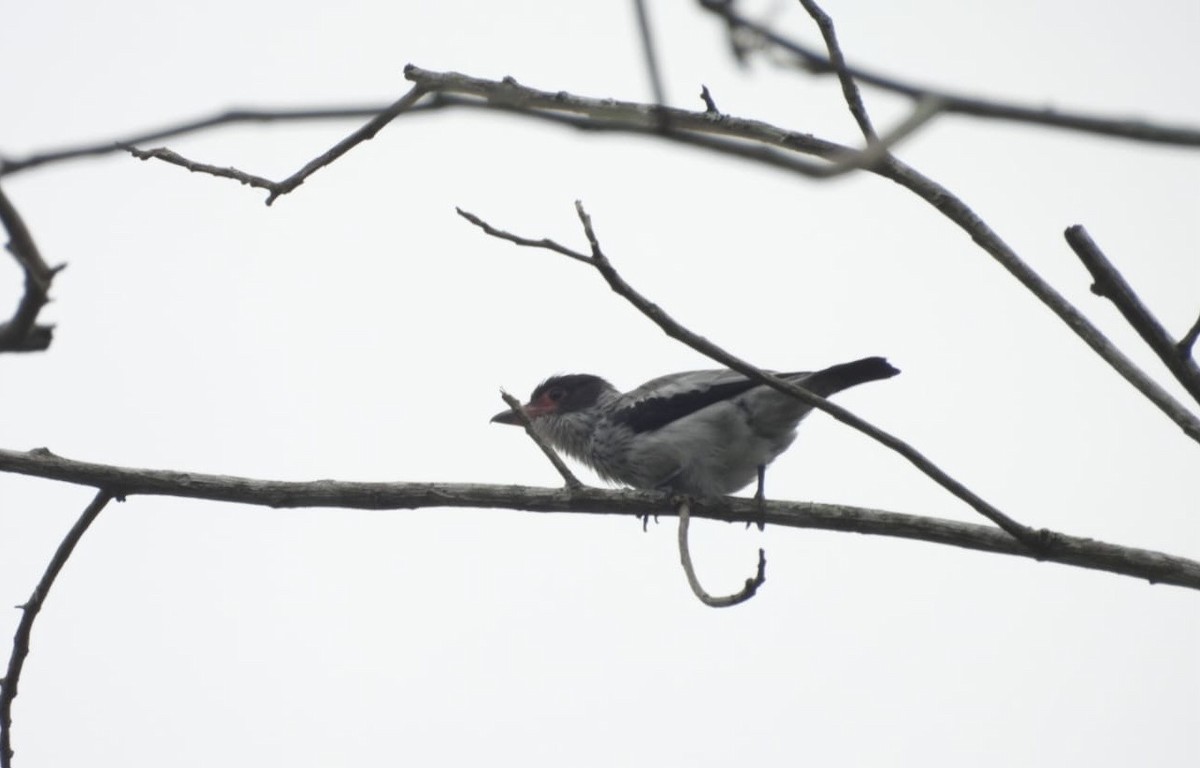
[263,85,427,205]
[677,499,766,607]
[1065,225,1200,406]
[124,145,281,193]
[0,185,60,353]
[0,489,112,768]
[796,0,877,143]
[0,447,1195,589]
[498,390,583,488]
[697,0,1200,147]
[405,66,909,178]
[462,203,1044,549]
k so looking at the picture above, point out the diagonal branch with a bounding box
[677,499,766,607]
[0,489,112,768]
[0,447,1196,589]
[1065,225,1200,406]
[697,0,1200,147]
[0,185,61,353]
[796,0,878,143]
[458,203,1045,550]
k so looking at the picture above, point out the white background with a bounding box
[2,1,1198,765]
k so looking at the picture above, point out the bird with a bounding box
[490,356,899,505]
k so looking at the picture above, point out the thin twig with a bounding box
[124,145,280,193]
[699,85,719,114]
[0,489,112,768]
[796,0,878,142]
[634,0,667,107]
[677,499,766,607]
[0,447,1196,588]
[454,208,591,264]
[0,185,60,353]
[498,390,583,488]
[1065,225,1200,406]
[263,85,427,205]
[697,0,1200,147]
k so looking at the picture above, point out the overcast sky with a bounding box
[2,1,1198,766]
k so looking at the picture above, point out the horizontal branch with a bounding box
[0,447,1196,590]
[698,0,1200,147]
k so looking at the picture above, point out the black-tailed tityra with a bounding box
[491,356,898,499]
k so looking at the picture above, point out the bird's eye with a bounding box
[547,387,566,402]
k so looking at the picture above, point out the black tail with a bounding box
[797,356,900,397]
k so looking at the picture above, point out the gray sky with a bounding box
[2,1,1198,765]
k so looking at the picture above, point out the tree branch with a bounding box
[0,490,112,768]
[0,185,60,353]
[1064,225,1200,406]
[0,448,1195,589]
[697,0,1200,147]
[796,0,877,143]
[677,499,766,607]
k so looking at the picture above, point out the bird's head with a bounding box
[490,374,613,425]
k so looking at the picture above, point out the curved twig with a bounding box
[677,499,766,607]
[0,490,112,768]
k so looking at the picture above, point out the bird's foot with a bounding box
[747,465,767,531]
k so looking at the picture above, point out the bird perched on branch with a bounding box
[491,357,899,504]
